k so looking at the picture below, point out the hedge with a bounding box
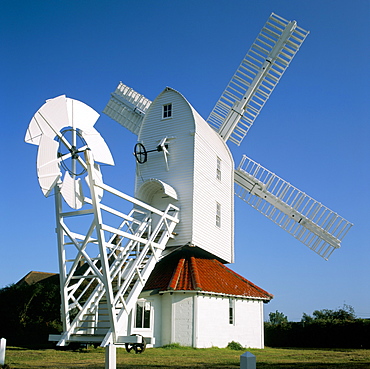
[265,320,370,348]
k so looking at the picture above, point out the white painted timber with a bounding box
[80,127,114,166]
[235,155,353,259]
[136,88,234,263]
[53,150,179,347]
[207,13,309,146]
[0,338,6,366]
[127,292,158,347]
[60,172,84,209]
[36,134,61,197]
[25,95,70,145]
[105,344,116,369]
[25,95,100,146]
[103,82,152,135]
[26,95,113,210]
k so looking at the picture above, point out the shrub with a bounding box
[227,341,244,350]
[264,320,370,348]
[161,343,184,349]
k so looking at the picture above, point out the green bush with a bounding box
[227,341,244,350]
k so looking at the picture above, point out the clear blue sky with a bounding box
[1,0,369,321]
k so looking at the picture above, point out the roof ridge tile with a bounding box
[190,256,202,290]
[168,257,185,290]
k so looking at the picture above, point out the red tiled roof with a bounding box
[144,251,273,300]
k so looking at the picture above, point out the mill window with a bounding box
[216,202,221,228]
[162,103,172,119]
[217,157,221,181]
[134,300,152,329]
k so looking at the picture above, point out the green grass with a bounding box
[3,346,370,368]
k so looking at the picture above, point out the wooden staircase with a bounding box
[52,153,179,346]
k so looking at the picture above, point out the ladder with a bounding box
[54,150,179,346]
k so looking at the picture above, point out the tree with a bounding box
[301,304,356,323]
[268,310,288,325]
[0,278,62,346]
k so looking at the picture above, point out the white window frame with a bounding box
[216,202,221,228]
[229,298,235,325]
[134,299,152,329]
[162,103,172,119]
[217,156,221,181]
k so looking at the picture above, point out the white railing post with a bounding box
[0,338,6,366]
[105,344,116,369]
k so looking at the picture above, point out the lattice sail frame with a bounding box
[207,13,309,145]
[103,82,152,135]
[55,150,179,346]
[235,155,353,260]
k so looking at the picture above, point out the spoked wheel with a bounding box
[134,143,147,164]
[57,128,89,177]
[125,334,147,354]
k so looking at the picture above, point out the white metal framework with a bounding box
[55,150,179,346]
[235,155,353,259]
[26,96,179,347]
[207,13,309,146]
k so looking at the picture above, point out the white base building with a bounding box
[128,248,273,349]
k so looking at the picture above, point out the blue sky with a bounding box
[1,0,369,322]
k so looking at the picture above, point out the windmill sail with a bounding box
[235,155,353,260]
[207,13,309,146]
[103,82,152,135]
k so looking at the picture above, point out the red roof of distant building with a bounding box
[16,271,58,286]
[144,250,273,300]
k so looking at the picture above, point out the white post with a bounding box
[240,351,256,369]
[0,338,6,366]
[105,344,116,369]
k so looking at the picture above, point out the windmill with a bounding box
[26,13,352,350]
[104,13,352,262]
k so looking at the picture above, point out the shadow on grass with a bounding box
[115,364,369,369]
[5,346,370,369]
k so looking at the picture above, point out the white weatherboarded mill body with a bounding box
[109,87,271,349]
[135,87,234,263]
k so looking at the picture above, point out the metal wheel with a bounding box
[125,334,147,354]
[134,143,147,164]
[57,128,88,177]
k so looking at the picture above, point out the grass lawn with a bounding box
[3,346,370,369]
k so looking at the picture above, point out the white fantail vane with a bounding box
[25,95,114,209]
